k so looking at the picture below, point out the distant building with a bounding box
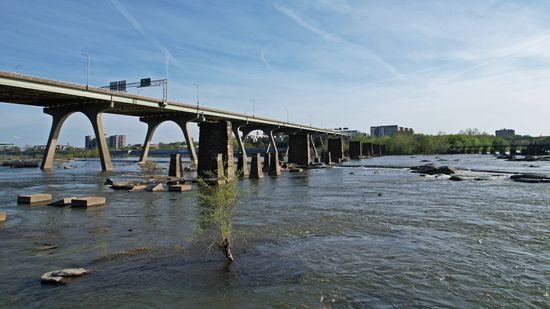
[334,128,367,139]
[108,135,126,150]
[370,125,414,137]
[85,135,126,149]
[0,143,16,151]
[495,128,515,138]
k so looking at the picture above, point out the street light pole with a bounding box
[285,108,289,123]
[250,98,255,118]
[194,83,200,117]
[81,53,90,89]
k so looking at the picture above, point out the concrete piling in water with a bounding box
[327,138,344,162]
[288,133,311,166]
[197,121,234,180]
[18,194,52,205]
[269,153,281,176]
[363,143,373,157]
[168,154,183,178]
[71,197,106,208]
[263,153,271,172]
[249,153,264,179]
[349,141,363,159]
[324,151,332,165]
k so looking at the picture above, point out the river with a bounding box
[0,155,548,308]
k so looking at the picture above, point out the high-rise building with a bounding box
[85,135,97,149]
[495,129,515,138]
[107,135,127,149]
[370,125,414,137]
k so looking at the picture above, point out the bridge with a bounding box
[0,71,349,177]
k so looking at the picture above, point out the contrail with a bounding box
[260,49,273,70]
[273,3,404,81]
[109,0,184,76]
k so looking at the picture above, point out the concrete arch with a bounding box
[138,116,197,166]
[41,103,113,172]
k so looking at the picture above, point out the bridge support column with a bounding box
[310,135,320,163]
[138,117,164,164]
[288,133,311,166]
[249,153,263,179]
[198,121,234,180]
[363,143,373,157]
[232,125,249,177]
[41,103,113,171]
[349,141,362,159]
[174,119,198,167]
[328,138,344,162]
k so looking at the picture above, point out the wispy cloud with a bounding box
[108,0,184,77]
[260,49,273,71]
[273,3,404,80]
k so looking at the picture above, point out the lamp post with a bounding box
[81,53,90,89]
[285,108,289,123]
[250,98,255,118]
[194,83,200,117]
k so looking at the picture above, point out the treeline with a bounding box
[352,129,545,155]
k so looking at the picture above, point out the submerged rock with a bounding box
[449,175,463,181]
[411,164,457,175]
[510,173,550,183]
[41,268,88,284]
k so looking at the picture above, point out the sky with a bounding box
[1,0,550,146]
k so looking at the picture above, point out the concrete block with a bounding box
[49,197,77,207]
[146,183,164,192]
[18,194,52,204]
[71,197,106,208]
[0,212,6,222]
[269,153,281,176]
[168,184,192,192]
[129,184,147,192]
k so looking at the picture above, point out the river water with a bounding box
[0,155,548,308]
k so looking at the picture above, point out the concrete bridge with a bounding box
[0,71,349,177]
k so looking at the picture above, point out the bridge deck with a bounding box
[0,71,346,135]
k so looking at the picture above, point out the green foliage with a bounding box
[364,129,522,155]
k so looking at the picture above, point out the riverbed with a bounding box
[0,155,548,308]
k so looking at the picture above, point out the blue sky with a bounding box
[1,0,550,146]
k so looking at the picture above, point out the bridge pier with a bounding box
[138,115,197,166]
[327,137,344,162]
[288,133,311,166]
[349,141,362,159]
[42,103,113,171]
[310,135,320,163]
[265,128,281,176]
[232,125,249,177]
[197,121,234,180]
[362,143,373,157]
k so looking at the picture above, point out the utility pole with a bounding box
[81,53,90,89]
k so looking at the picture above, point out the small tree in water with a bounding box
[196,171,239,262]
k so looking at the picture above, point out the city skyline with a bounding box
[2,1,550,146]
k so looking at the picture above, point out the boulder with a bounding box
[0,212,6,222]
[411,164,457,175]
[289,168,304,173]
[104,178,114,185]
[449,175,463,181]
[146,183,164,192]
[41,268,88,284]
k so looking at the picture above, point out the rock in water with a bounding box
[449,175,463,181]
[41,268,88,284]
[411,164,457,175]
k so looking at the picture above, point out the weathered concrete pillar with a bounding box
[197,121,234,179]
[327,137,344,162]
[249,153,264,179]
[138,117,164,164]
[288,133,311,166]
[324,151,332,164]
[232,125,249,177]
[362,143,372,157]
[380,144,386,156]
[174,119,198,167]
[372,144,381,157]
[310,135,319,162]
[349,141,362,159]
[169,154,183,177]
[263,153,271,172]
[42,103,113,171]
[269,152,281,176]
